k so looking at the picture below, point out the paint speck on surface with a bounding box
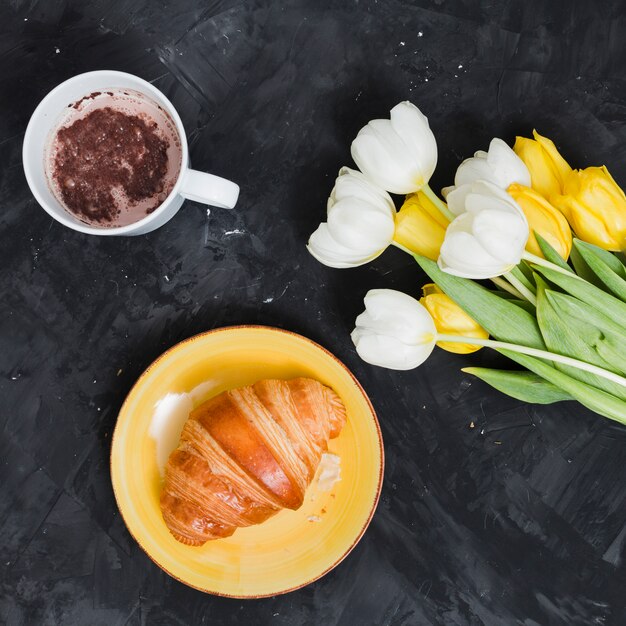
[417,30,423,37]
[55,47,60,53]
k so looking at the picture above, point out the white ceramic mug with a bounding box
[22,70,239,236]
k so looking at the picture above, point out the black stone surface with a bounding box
[2,1,626,624]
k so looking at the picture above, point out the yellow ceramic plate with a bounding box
[111,326,384,597]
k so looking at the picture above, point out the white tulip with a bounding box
[351,101,437,195]
[307,167,396,268]
[351,289,437,370]
[438,181,529,279]
[442,138,530,199]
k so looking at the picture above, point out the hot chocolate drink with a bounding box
[46,89,182,227]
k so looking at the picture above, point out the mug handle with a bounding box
[179,168,239,208]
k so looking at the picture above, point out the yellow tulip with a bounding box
[393,191,448,260]
[514,130,572,198]
[551,166,626,251]
[420,284,488,354]
[507,183,572,259]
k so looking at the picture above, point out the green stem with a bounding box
[436,333,626,388]
[490,276,524,299]
[503,271,537,306]
[421,183,455,222]
[522,251,583,280]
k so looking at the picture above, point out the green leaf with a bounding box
[595,338,626,377]
[532,265,626,328]
[499,349,626,424]
[546,290,626,346]
[463,367,574,404]
[544,290,626,377]
[574,239,626,279]
[517,259,538,286]
[490,290,537,315]
[573,240,626,302]
[535,277,626,401]
[535,232,572,271]
[414,255,545,349]
[569,244,607,290]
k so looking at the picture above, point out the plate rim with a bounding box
[110,324,385,598]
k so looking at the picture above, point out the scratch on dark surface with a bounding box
[287,17,307,61]
[9,490,63,572]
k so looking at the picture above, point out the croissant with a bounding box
[160,378,347,546]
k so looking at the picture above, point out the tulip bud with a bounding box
[420,284,488,354]
[307,167,396,268]
[351,289,436,370]
[438,181,529,279]
[507,183,572,260]
[551,166,626,251]
[393,192,448,260]
[514,130,572,198]
[444,138,530,198]
[351,101,437,195]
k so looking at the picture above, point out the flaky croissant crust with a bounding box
[160,378,347,546]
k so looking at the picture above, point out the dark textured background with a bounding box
[2,0,626,624]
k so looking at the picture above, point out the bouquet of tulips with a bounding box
[308,102,626,424]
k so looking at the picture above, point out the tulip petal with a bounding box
[352,121,420,194]
[554,166,626,251]
[390,101,437,185]
[454,138,530,190]
[441,185,455,199]
[332,167,395,212]
[307,223,383,268]
[464,180,526,217]
[356,289,437,345]
[507,183,572,259]
[351,331,435,370]
[351,289,437,370]
[532,130,572,188]
[437,180,529,278]
[514,136,561,198]
[351,102,437,194]
[486,138,531,187]
[455,157,497,187]
[472,209,529,264]
[327,198,395,252]
[439,226,511,278]
[445,184,472,216]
